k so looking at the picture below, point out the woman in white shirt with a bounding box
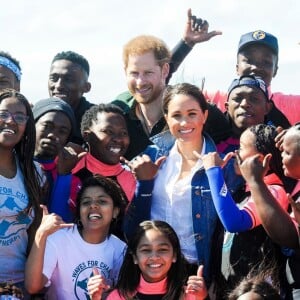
[124,83,236,284]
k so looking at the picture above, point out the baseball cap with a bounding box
[227,75,269,101]
[238,30,278,55]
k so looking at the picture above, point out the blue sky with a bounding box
[2,0,299,104]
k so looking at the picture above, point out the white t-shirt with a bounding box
[0,162,33,283]
[43,225,126,300]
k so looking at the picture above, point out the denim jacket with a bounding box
[124,131,236,282]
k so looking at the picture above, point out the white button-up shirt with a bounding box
[151,139,206,263]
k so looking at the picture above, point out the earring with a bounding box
[83,141,90,153]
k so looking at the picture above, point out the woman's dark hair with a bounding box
[0,89,42,212]
[248,124,296,192]
[162,82,208,115]
[0,89,42,247]
[74,174,127,235]
[114,220,188,299]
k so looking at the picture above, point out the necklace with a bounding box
[137,104,155,135]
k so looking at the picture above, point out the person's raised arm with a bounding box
[122,154,166,240]
[25,205,74,294]
[195,151,253,232]
[168,8,222,83]
[238,154,299,248]
[50,143,87,221]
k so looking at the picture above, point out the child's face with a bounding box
[282,132,300,179]
[235,129,261,175]
[79,186,119,236]
[0,97,27,149]
[134,229,176,283]
[85,112,129,165]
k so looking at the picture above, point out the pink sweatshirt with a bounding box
[69,153,136,209]
[107,275,202,300]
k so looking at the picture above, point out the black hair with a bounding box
[74,174,127,236]
[248,124,296,192]
[0,89,42,238]
[80,103,126,135]
[114,220,188,299]
[249,124,281,175]
[162,82,208,115]
[228,273,280,300]
[52,51,90,75]
[228,257,280,300]
[228,278,280,299]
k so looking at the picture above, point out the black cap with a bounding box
[32,97,76,135]
[238,30,278,55]
[227,75,269,101]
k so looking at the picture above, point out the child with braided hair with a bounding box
[195,124,290,296]
[237,123,300,297]
[0,89,43,296]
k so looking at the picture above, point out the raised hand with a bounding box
[183,8,222,47]
[185,265,208,299]
[194,151,233,170]
[237,153,270,184]
[274,126,286,151]
[121,155,166,180]
[37,205,74,237]
[57,142,87,175]
[87,267,110,300]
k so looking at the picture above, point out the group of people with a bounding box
[0,8,299,300]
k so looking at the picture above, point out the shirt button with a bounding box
[195,190,201,195]
[195,213,201,219]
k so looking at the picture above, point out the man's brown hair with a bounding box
[123,35,171,68]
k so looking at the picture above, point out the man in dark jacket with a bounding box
[112,11,229,159]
